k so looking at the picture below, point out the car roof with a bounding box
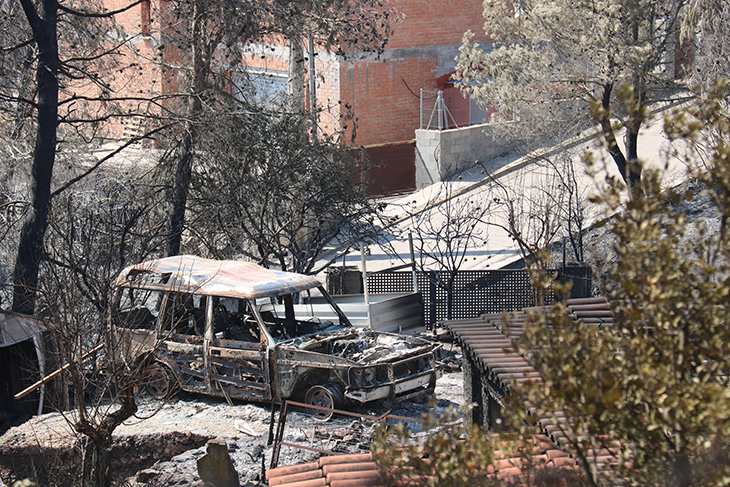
[114,255,323,299]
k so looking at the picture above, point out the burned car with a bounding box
[110,255,439,414]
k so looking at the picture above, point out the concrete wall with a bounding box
[415,124,515,188]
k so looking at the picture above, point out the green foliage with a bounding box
[377,81,730,486]
[371,405,498,486]
[372,403,588,486]
[513,79,730,487]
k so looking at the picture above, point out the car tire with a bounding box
[142,363,177,400]
[304,384,344,421]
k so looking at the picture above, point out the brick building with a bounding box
[241,0,493,146]
[334,0,492,146]
[107,0,492,191]
[242,0,494,193]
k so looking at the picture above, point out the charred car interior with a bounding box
[111,256,440,415]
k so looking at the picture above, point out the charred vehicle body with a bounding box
[111,256,439,413]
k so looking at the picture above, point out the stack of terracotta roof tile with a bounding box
[265,298,615,487]
[266,453,385,487]
[441,297,618,475]
[443,297,612,391]
[488,435,578,479]
[265,436,577,487]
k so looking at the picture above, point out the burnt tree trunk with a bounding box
[599,83,642,195]
[75,350,154,487]
[13,0,59,315]
[166,125,195,256]
[165,0,205,256]
[77,375,140,487]
[445,274,456,321]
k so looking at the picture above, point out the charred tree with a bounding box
[12,0,59,315]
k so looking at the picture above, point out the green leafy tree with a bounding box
[372,406,498,487]
[511,80,730,487]
[375,80,730,487]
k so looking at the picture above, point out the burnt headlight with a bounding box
[363,367,376,385]
[351,367,377,387]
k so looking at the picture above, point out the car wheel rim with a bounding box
[144,365,171,399]
[305,385,341,420]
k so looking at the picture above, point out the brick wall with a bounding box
[99,0,167,139]
[386,0,492,48]
[241,0,494,147]
[340,55,436,146]
[314,51,342,138]
[102,0,495,156]
[337,0,494,147]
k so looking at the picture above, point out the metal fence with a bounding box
[420,89,465,130]
[367,267,592,326]
[419,88,492,130]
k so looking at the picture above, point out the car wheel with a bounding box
[304,384,344,421]
[142,364,177,400]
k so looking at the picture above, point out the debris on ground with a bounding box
[0,348,463,487]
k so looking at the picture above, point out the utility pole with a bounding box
[308,25,317,140]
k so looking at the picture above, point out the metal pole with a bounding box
[409,232,418,293]
[308,26,317,140]
[420,88,423,129]
[14,343,104,400]
[360,243,371,328]
[441,91,449,130]
[437,90,444,131]
[33,334,44,416]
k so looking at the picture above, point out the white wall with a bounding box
[415,124,515,188]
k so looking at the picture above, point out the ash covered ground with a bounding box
[0,345,464,487]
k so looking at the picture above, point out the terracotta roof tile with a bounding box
[267,453,386,487]
[442,297,619,478]
[322,462,378,475]
[266,298,613,487]
[267,461,321,479]
[269,470,325,486]
[265,437,576,487]
[277,478,328,487]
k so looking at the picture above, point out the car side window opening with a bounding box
[211,297,260,343]
[254,292,340,343]
[116,287,165,330]
[160,292,206,336]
